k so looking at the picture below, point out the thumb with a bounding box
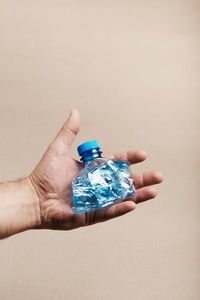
[52,108,81,151]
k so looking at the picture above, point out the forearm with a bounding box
[0,177,41,239]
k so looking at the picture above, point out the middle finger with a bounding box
[132,171,163,189]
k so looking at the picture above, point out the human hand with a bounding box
[29,109,163,230]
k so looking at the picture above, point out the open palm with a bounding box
[29,109,163,230]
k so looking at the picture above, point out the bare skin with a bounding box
[0,108,163,239]
[29,109,163,230]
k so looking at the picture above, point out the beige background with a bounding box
[0,1,199,299]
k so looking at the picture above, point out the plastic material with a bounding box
[72,141,135,213]
[77,140,100,156]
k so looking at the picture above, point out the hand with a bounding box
[29,109,163,230]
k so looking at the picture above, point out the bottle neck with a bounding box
[80,148,102,164]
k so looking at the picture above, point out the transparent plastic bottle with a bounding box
[72,140,135,213]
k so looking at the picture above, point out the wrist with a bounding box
[24,176,42,229]
[0,177,41,238]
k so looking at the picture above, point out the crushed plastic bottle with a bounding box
[72,140,135,213]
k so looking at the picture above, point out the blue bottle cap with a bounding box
[77,140,100,156]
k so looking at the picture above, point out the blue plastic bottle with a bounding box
[72,140,135,213]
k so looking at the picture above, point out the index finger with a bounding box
[106,150,147,164]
